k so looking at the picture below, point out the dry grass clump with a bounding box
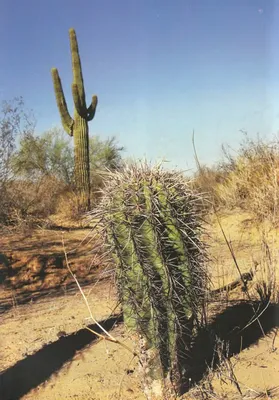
[192,164,228,210]
[251,237,279,305]
[55,188,85,222]
[193,134,279,225]
[217,136,279,224]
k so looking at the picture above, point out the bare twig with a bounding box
[192,131,266,337]
[61,235,139,359]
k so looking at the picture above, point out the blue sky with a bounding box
[0,0,277,171]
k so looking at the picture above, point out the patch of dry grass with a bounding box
[193,134,279,226]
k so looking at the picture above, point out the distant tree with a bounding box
[0,97,35,183]
[12,127,74,184]
[44,128,74,184]
[13,129,124,188]
[89,136,124,199]
[89,135,124,171]
[0,97,36,225]
[12,133,49,178]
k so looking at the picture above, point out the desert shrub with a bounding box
[0,116,125,225]
[1,127,71,225]
[191,164,228,210]
[1,175,65,226]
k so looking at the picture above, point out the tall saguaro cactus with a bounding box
[51,28,98,210]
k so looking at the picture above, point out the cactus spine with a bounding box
[95,162,208,398]
[51,28,97,210]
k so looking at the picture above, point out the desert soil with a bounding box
[1,211,279,399]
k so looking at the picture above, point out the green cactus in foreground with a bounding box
[94,162,208,398]
[51,28,98,210]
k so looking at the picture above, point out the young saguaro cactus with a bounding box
[51,28,98,210]
[94,162,208,399]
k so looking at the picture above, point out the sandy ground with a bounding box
[1,212,279,399]
[0,280,144,400]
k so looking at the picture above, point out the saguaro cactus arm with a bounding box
[72,83,87,118]
[51,68,74,136]
[69,28,98,121]
[69,28,86,104]
[87,95,98,120]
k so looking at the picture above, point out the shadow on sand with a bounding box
[1,301,278,399]
[183,300,279,392]
[0,314,122,400]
